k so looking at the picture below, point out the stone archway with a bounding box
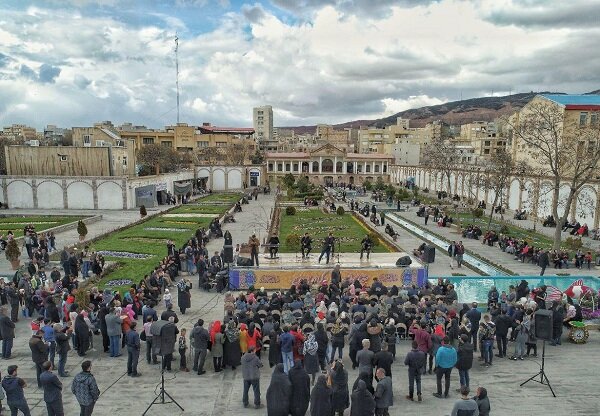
[322,159,334,173]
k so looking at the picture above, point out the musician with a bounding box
[268,234,280,258]
[360,234,373,260]
[301,232,312,258]
[318,232,335,264]
[249,234,260,267]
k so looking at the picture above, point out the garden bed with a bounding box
[0,215,87,236]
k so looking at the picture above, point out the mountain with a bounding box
[279,91,568,133]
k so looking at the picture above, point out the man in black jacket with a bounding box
[160,304,179,323]
[0,306,16,358]
[404,340,426,401]
[456,335,474,390]
[54,324,71,377]
[374,343,394,379]
[494,309,512,358]
[191,319,210,375]
[5,284,20,323]
[29,330,49,388]
[97,304,109,353]
[40,360,64,415]
[538,249,550,276]
[465,303,481,351]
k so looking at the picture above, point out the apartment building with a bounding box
[253,105,275,151]
[460,121,506,158]
[1,124,38,142]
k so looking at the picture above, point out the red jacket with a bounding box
[412,327,432,353]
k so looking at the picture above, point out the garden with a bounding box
[277,207,395,253]
[86,193,241,289]
[0,215,85,236]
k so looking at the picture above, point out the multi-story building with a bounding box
[459,121,506,159]
[1,124,38,142]
[265,143,393,187]
[253,105,274,151]
[43,125,70,145]
[315,124,351,150]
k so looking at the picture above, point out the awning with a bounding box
[174,181,192,195]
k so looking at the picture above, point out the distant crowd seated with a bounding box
[303,197,319,206]
[370,212,380,226]
[543,215,556,227]
[413,242,426,258]
[384,224,398,241]
[482,230,499,246]
[436,214,453,227]
[462,224,482,240]
[513,209,527,220]
[494,205,505,214]
[477,200,487,209]
[563,220,588,236]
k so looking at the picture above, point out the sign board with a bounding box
[229,267,427,290]
[155,182,168,191]
[250,171,260,177]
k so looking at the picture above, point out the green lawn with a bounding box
[0,216,85,235]
[90,193,241,289]
[278,208,394,253]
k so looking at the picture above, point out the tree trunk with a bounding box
[554,189,577,250]
[155,164,160,176]
[487,193,499,230]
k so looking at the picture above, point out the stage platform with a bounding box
[229,252,428,290]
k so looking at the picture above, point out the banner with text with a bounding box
[229,267,427,290]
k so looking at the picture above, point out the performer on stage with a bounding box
[360,234,373,260]
[318,232,335,264]
[268,234,280,258]
[301,232,312,259]
[249,234,260,267]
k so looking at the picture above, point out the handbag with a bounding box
[140,331,147,341]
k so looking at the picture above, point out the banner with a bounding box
[229,267,427,290]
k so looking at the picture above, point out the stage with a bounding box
[228,252,428,290]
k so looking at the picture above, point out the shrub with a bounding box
[423,188,429,193]
[5,239,20,262]
[471,208,484,219]
[499,225,510,234]
[77,220,88,237]
[140,205,147,216]
[564,237,583,251]
[285,206,296,216]
[336,206,345,215]
[285,233,300,248]
[364,180,373,191]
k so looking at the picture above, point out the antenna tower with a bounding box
[175,34,180,124]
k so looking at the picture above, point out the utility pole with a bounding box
[175,34,180,125]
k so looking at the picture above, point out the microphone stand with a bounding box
[143,354,185,415]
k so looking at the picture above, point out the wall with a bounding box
[195,165,259,191]
[5,146,113,176]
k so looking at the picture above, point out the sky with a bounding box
[1,0,600,130]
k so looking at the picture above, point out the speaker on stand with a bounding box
[520,309,556,397]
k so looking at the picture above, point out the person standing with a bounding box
[2,365,30,416]
[447,241,457,269]
[373,343,394,380]
[465,303,481,351]
[126,321,141,377]
[177,278,192,315]
[374,368,393,416]
[404,340,426,402]
[433,337,457,399]
[455,334,474,391]
[143,316,157,365]
[210,321,225,372]
[494,309,512,358]
[54,324,71,377]
[331,361,350,416]
[40,360,64,416]
[266,364,291,416]
[6,284,20,323]
[0,306,16,359]
[190,319,209,375]
[356,339,375,388]
[479,316,496,367]
[450,386,479,416]
[71,361,100,416]
[350,379,376,416]
[455,241,465,268]
[241,346,263,409]
[538,249,550,276]
[310,375,333,416]
[105,308,123,357]
[301,233,312,259]
[249,234,260,267]
[318,232,335,264]
[472,386,490,416]
[42,319,57,369]
[29,329,48,388]
[279,326,295,374]
[288,360,310,416]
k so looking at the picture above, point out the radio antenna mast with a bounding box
[175,34,180,124]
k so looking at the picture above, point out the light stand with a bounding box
[336,238,341,264]
[520,341,556,397]
[143,355,185,415]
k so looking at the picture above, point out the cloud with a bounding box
[482,0,600,28]
[73,74,92,89]
[382,95,446,116]
[39,63,61,83]
[19,64,38,81]
[242,3,267,23]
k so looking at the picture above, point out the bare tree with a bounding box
[194,147,224,165]
[506,99,600,249]
[421,136,461,197]
[480,150,515,229]
[137,144,182,175]
[225,141,252,165]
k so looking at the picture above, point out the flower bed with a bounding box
[144,227,190,232]
[105,279,134,287]
[96,250,153,259]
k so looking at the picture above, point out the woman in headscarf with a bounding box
[302,332,320,385]
[473,386,491,416]
[384,318,396,359]
[352,371,374,396]
[177,278,192,314]
[266,363,292,416]
[239,323,249,353]
[268,321,282,368]
[74,313,90,357]
[350,380,375,416]
[330,361,349,416]
[314,323,329,371]
[328,301,339,316]
[289,360,310,416]
[223,320,241,370]
[247,322,262,358]
[316,301,327,315]
[330,320,347,362]
[210,321,224,372]
[310,375,332,416]
[124,304,135,322]
[366,318,383,353]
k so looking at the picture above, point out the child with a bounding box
[178,328,189,372]
[163,289,172,309]
[31,316,43,335]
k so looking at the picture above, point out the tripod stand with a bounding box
[520,341,556,397]
[143,357,185,415]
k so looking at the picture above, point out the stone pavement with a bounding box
[392,208,600,277]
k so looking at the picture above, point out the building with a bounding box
[43,125,71,145]
[253,105,275,151]
[358,118,441,163]
[72,121,125,148]
[459,121,506,159]
[1,124,37,142]
[4,143,136,177]
[315,124,351,149]
[509,94,600,170]
[265,143,393,186]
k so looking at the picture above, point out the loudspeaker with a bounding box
[423,246,436,263]
[237,257,253,267]
[223,245,234,263]
[396,256,412,267]
[534,309,553,341]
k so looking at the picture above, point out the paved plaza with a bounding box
[3,192,600,415]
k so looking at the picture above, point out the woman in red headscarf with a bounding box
[210,320,222,346]
[246,322,262,358]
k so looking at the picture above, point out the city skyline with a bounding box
[1,0,600,129]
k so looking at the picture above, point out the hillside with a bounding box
[280,91,558,133]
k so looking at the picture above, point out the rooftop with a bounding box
[541,94,600,106]
[198,126,255,134]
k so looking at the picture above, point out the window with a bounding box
[59,155,68,162]
[285,163,291,171]
[197,141,208,148]
[143,137,154,145]
[591,113,598,126]
[268,163,274,171]
[83,134,91,145]
[277,163,283,172]
[216,142,227,147]
[293,163,298,172]
[383,164,387,173]
[374,164,380,173]
[580,112,588,126]
[484,141,491,146]
[161,141,173,147]
[484,149,490,155]
[366,165,371,173]
[122,156,127,166]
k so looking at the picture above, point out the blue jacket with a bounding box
[40,371,62,403]
[435,345,457,369]
[279,332,294,353]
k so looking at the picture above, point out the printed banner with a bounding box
[229,267,428,290]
